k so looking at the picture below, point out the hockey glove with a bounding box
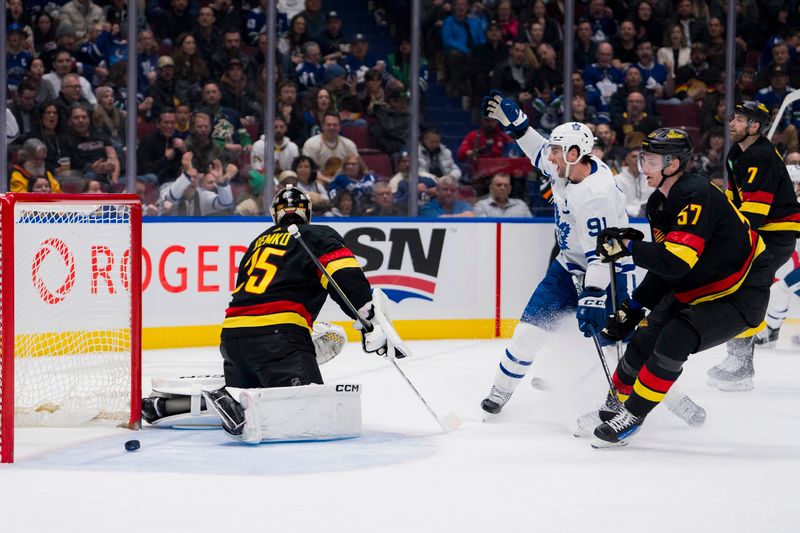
[355,302,388,357]
[596,227,645,263]
[482,89,529,137]
[577,287,608,338]
[601,298,645,342]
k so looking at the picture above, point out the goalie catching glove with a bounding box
[482,89,529,137]
[355,300,408,359]
[596,227,645,263]
[602,298,645,343]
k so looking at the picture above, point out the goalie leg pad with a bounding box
[236,384,363,444]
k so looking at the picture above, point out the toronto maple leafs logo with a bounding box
[554,204,571,250]
[572,123,581,130]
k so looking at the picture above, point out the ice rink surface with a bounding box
[2,329,800,533]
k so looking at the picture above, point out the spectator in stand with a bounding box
[457,117,510,164]
[568,94,597,125]
[6,0,32,50]
[299,0,325,40]
[327,153,378,214]
[43,51,97,108]
[302,112,357,183]
[136,29,159,90]
[51,73,93,133]
[571,70,605,117]
[27,176,53,193]
[609,67,655,118]
[26,57,50,105]
[658,23,691,79]
[84,177,106,194]
[491,39,536,105]
[92,85,126,167]
[386,37,428,93]
[198,81,252,159]
[74,23,113,87]
[210,0,244,34]
[631,0,663,46]
[528,0,561,46]
[279,14,311,67]
[613,89,661,144]
[634,40,670,99]
[160,153,235,216]
[470,22,508,110]
[594,122,627,173]
[693,126,725,176]
[145,56,181,118]
[304,87,335,138]
[59,0,105,44]
[419,174,474,217]
[756,42,800,90]
[473,172,531,217]
[26,102,67,174]
[582,41,623,107]
[40,22,76,71]
[174,103,192,139]
[441,0,486,98]
[32,13,57,63]
[211,29,255,80]
[9,82,40,147]
[7,23,33,93]
[323,188,355,217]
[102,0,130,27]
[360,68,387,117]
[245,0,268,46]
[193,6,223,67]
[323,63,363,126]
[251,116,300,184]
[586,0,617,42]
[391,150,438,206]
[154,0,195,45]
[137,108,185,185]
[495,0,520,43]
[614,141,653,218]
[756,66,799,127]
[276,80,306,144]
[172,33,209,101]
[291,155,330,213]
[674,43,722,101]
[318,10,348,61]
[734,66,758,102]
[370,89,411,158]
[573,19,598,71]
[343,33,377,84]
[700,96,726,132]
[669,0,709,46]
[611,19,638,69]
[706,16,742,72]
[295,41,325,92]
[419,128,461,180]
[184,112,226,173]
[219,58,260,119]
[534,42,563,104]
[64,103,120,187]
[362,181,407,216]
[9,138,62,193]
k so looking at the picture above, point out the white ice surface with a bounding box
[3,328,800,533]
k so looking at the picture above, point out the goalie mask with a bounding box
[548,122,594,179]
[270,184,312,225]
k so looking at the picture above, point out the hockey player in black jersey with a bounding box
[200,185,391,436]
[707,101,800,391]
[592,128,772,447]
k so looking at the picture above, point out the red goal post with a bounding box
[0,194,142,463]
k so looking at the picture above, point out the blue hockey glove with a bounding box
[482,89,529,137]
[577,287,608,338]
[596,227,645,263]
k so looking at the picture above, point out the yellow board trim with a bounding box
[222,312,311,331]
[664,241,699,268]
[320,257,362,289]
[739,202,770,216]
[633,379,666,402]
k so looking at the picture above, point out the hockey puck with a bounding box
[124,439,140,452]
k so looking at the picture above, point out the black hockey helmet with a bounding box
[270,184,312,225]
[641,128,693,173]
[731,100,771,134]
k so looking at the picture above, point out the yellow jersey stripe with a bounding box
[740,201,771,216]
[760,221,800,231]
[320,257,362,289]
[222,312,311,331]
[689,237,766,304]
[633,380,666,403]
[664,241,699,268]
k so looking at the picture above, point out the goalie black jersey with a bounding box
[726,136,800,233]
[222,223,372,336]
[632,172,766,305]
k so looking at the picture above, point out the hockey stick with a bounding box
[287,224,461,433]
[607,260,623,362]
[767,88,800,141]
[588,325,616,393]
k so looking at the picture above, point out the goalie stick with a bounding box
[767,88,800,141]
[287,224,462,433]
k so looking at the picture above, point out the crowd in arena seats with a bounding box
[5,0,800,218]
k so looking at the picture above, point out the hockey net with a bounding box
[0,194,142,463]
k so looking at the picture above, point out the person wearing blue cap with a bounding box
[7,23,33,93]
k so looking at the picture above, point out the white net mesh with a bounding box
[10,201,134,427]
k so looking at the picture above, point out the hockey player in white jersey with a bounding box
[479,90,634,415]
[754,162,800,348]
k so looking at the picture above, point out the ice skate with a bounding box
[202,388,246,436]
[574,391,623,437]
[591,405,644,448]
[754,326,780,348]
[707,338,755,391]
[664,393,706,426]
[481,386,512,415]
